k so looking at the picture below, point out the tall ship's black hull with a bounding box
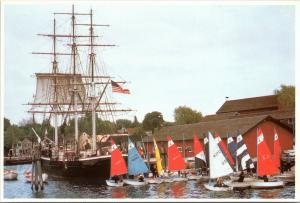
[41,155,127,179]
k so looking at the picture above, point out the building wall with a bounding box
[142,120,294,162]
[243,120,294,158]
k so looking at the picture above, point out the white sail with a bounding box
[208,132,233,179]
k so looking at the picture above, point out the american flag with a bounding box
[111,80,130,94]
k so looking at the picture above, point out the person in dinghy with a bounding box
[214,177,229,188]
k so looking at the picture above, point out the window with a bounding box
[185,146,192,153]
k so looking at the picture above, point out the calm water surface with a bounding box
[3,164,295,199]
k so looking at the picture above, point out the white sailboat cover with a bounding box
[208,132,233,179]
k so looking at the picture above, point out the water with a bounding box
[3,164,295,199]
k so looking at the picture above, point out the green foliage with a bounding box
[174,106,203,125]
[116,119,132,130]
[131,126,146,137]
[132,116,140,128]
[142,111,164,133]
[274,85,295,109]
[4,118,11,131]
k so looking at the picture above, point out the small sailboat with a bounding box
[4,169,18,181]
[106,139,128,187]
[203,132,233,191]
[147,137,164,184]
[123,138,149,186]
[188,132,206,180]
[166,136,188,182]
[271,129,294,185]
[250,128,284,189]
[226,134,255,189]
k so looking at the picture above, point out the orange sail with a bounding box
[215,133,235,167]
[110,139,128,177]
[167,136,186,171]
[273,128,281,174]
[194,132,206,169]
[257,128,278,176]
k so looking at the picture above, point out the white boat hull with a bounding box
[147,178,163,184]
[187,175,202,180]
[123,179,148,186]
[25,173,48,183]
[4,172,18,181]
[224,180,251,189]
[250,181,284,189]
[204,183,233,191]
[162,177,174,183]
[106,180,124,187]
[173,177,188,182]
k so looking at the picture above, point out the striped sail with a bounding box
[236,134,254,171]
[208,132,233,179]
[127,138,149,175]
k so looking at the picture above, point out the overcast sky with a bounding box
[3,2,295,125]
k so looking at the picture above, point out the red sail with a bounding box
[273,128,281,174]
[215,133,235,167]
[257,128,278,176]
[167,136,186,171]
[110,139,128,177]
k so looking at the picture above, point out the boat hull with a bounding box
[41,155,124,179]
[147,178,163,184]
[106,180,124,187]
[4,172,18,181]
[250,181,284,189]
[123,179,148,186]
[204,183,233,191]
[187,175,202,180]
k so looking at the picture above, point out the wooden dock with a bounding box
[4,156,32,165]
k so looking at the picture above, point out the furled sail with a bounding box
[32,73,86,105]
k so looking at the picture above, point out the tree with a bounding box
[131,116,140,128]
[4,118,11,131]
[116,119,132,130]
[142,111,164,133]
[274,85,295,109]
[174,106,203,125]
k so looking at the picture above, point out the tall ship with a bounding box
[27,5,132,179]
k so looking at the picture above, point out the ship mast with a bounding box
[53,18,59,148]
[71,5,79,153]
[89,9,97,152]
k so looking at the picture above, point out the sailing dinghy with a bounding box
[250,128,284,189]
[203,132,233,191]
[188,132,206,181]
[147,137,164,184]
[106,139,128,187]
[166,136,188,182]
[123,138,149,186]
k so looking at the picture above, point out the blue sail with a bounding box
[127,138,149,175]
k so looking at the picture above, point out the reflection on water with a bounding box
[3,164,295,199]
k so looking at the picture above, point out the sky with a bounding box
[2,1,295,125]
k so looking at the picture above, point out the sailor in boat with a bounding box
[138,174,145,182]
[262,175,269,182]
[214,177,229,188]
[111,175,123,183]
[237,171,245,182]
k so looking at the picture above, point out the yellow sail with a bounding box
[153,137,163,176]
